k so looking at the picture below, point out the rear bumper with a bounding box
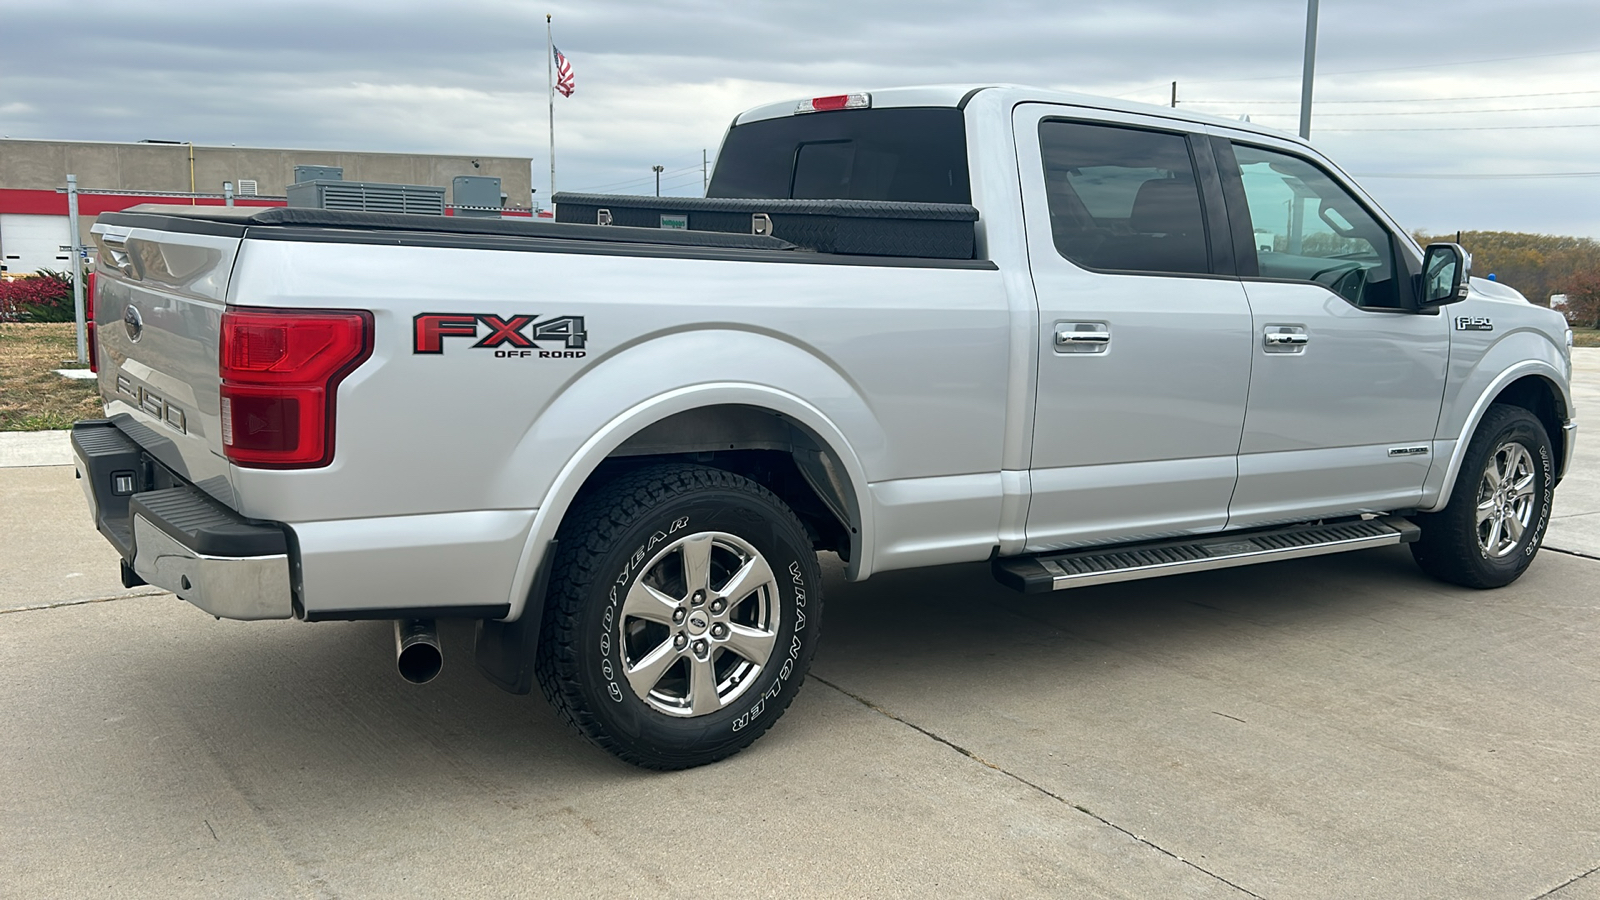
[72,420,295,620]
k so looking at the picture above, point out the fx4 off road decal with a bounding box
[413,313,587,357]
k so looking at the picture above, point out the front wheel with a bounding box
[1411,404,1554,588]
[535,463,823,769]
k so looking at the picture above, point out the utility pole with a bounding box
[653,165,664,197]
[66,174,86,363]
[1170,81,1177,108]
[1299,0,1319,139]
[702,149,708,195]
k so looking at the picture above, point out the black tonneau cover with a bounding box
[95,204,997,270]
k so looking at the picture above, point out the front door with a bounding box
[1016,106,1254,551]
[1210,133,1450,527]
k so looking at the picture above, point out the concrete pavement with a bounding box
[1548,347,1600,557]
[4,464,1600,898]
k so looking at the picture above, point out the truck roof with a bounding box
[733,83,1309,148]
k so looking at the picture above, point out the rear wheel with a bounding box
[1411,404,1554,588]
[535,463,822,769]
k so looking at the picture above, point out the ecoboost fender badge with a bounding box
[413,313,588,358]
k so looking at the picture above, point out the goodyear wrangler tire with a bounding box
[1411,404,1554,589]
[535,463,823,769]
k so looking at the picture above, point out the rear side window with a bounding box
[1039,121,1211,275]
[708,108,970,203]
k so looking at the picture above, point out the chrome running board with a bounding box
[992,517,1420,594]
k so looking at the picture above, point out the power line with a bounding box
[1245,103,1600,117]
[1352,171,1600,180]
[1319,122,1600,132]
[1181,46,1600,87]
[1183,89,1600,105]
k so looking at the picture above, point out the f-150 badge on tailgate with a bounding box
[413,313,587,357]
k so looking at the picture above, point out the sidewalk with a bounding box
[0,430,70,467]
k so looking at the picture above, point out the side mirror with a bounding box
[1420,242,1471,307]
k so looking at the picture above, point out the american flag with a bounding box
[553,45,575,97]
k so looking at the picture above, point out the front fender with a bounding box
[494,329,882,620]
[1422,328,1573,513]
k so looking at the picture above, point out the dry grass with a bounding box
[0,323,103,431]
[1572,327,1600,349]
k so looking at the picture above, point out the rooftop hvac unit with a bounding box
[238,179,259,196]
[285,179,446,215]
[293,165,343,184]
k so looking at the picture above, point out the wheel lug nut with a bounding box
[692,639,708,658]
[674,633,688,650]
[672,608,686,624]
[709,598,726,614]
[711,623,728,639]
[691,590,706,607]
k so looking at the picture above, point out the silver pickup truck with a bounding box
[73,84,1576,769]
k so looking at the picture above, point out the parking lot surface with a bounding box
[2,349,1596,899]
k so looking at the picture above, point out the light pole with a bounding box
[653,165,664,197]
[1299,0,1319,140]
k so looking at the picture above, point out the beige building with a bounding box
[1,138,534,273]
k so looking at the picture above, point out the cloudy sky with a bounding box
[4,0,1599,237]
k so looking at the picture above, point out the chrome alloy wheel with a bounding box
[619,530,780,717]
[1475,440,1537,559]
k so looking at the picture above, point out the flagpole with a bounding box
[546,13,555,201]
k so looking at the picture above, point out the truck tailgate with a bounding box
[90,218,242,506]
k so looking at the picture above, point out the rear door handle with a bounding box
[1263,326,1308,353]
[1055,322,1110,353]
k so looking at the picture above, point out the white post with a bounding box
[1299,0,1319,140]
[224,182,235,207]
[66,174,87,364]
[547,14,556,200]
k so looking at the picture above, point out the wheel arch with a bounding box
[499,385,876,621]
[1424,359,1572,513]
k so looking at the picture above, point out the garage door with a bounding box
[0,214,72,275]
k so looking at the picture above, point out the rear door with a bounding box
[1207,132,1449,527]
[1014,105,1253,551]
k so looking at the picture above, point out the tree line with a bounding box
[1412,230,1600,327]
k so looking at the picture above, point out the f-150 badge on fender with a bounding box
[1455,316,1493,332]
[413,313,587,357]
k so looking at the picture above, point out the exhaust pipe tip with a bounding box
[395,618,443,685]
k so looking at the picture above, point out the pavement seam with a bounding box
[0,588,168,616]
[1545,546,1600,562]
[810,673,1268,900]
[1530,862,1600,900]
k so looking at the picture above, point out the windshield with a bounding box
[708,107,970,203]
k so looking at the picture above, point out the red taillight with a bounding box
[219,308,373,468]
[794,92,870,114]
[86,272,98,373]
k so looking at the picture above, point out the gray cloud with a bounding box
[4,0,1598,238]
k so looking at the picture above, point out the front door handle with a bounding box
[1055,322,1110,353]
[1264,332,1308,345]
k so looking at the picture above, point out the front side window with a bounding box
[1039,121,1211,275]
[1230,144,1401,308]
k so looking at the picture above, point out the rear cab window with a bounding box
[1038,121,1214,276]
[708,108,971,203]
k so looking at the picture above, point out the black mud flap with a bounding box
[473,540,557,695]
